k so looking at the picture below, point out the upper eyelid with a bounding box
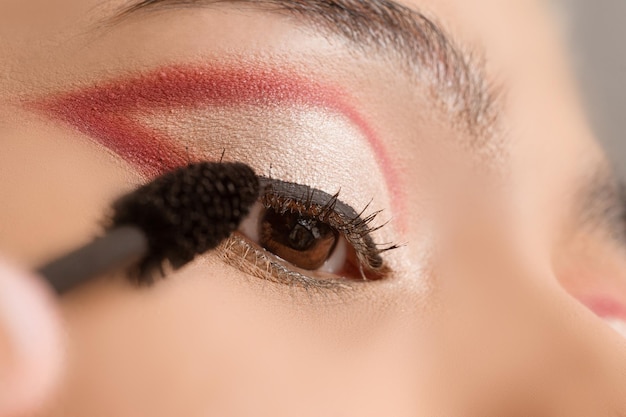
[257,177,360,219]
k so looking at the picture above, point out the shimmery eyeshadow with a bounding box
[28,64,405,227]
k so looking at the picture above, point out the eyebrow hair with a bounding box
[116,0,501,145]
[576,162,626,244]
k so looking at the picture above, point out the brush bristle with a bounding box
[110,162,259,281]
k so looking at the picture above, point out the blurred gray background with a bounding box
[567,0,626,174]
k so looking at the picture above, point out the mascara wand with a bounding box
[38,162,260,295]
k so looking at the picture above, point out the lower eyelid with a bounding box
[218,234,352,291]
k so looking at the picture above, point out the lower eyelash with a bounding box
[218,234,353,291]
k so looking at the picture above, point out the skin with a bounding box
[1,0,626,415]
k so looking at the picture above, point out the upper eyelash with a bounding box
[217,177,398,291]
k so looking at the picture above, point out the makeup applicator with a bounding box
[38,162,260,295]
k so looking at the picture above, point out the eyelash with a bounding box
[218,179,398,290]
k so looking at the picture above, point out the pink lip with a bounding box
[29,64,405,228]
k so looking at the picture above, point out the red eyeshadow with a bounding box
[29,64,405,226]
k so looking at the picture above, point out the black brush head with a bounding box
[110,161,259,280]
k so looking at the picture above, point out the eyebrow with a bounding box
[576,163,626,245]
[115,0,500,142]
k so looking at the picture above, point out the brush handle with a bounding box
[38,226,148,295]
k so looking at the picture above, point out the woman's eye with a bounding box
[227,178,396,286]
[238,202,351,276]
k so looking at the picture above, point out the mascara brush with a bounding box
[38,161,260,295]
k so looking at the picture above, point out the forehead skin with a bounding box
[1,0,626,416]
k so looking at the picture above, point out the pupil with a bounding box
[288,223,316,251]
[259,207,339,270]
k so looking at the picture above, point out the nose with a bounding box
[430,245,626,416]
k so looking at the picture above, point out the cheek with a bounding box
[47,257,427,415]
[52,263,302,415]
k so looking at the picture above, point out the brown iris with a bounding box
[259,207,339,270]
